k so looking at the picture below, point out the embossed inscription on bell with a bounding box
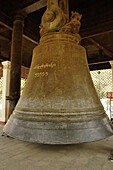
[4,0,113,144]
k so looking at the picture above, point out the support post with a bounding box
[110,61,113,91]
[0,61,10,123]
[7,12,25,119]
[109,61,113,120]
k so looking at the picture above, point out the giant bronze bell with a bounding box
[4,0,113,144]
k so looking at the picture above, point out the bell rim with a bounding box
[3,116,113,144]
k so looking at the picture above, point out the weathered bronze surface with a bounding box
[3,32,113,144]
[4,0,113,144]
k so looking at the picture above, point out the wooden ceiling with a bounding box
[0,0,113,70]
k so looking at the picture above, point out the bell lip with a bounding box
[3,116,113,145]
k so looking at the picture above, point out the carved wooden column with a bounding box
[8,12,25,119]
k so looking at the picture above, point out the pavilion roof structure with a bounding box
[0,0,113,70]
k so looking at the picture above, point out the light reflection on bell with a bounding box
[3,32,113,144]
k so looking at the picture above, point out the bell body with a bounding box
[4,33,113,144]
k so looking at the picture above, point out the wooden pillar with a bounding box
[8,12,25,119]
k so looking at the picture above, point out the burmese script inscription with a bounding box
[33,63,56,78]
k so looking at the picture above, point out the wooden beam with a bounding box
[89,60,111,66]
[0,34,10,42]
[0,53,10,62]
[0,13,13,30]
[0,21,12,31]
[89,62,111,71]
[88,37,113,58]
[1,11,113,48]
[87,49,113,65]
[81,20,113,39]
[0,13,38,45]
[23,0,47,14]
[0,27,8,33]
[88,55,113,65]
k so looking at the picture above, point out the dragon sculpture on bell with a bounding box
[40,0,81,38]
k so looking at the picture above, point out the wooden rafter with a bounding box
[89,62,111,71]
[0,27,8,33]
[81,20,113,40]
[0,34,10,42]
[0,13,38,45]
[88,37,113,58]
[23,0,47,14]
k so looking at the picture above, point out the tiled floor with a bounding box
[0,125,113,170]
